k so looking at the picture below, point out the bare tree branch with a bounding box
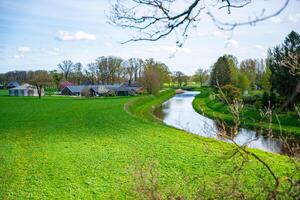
[109,0,291,45]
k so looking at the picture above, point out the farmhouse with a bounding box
[9,84,44,97]
[61,84,141,96]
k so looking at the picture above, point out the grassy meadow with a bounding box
[0,90,8,96]
[0,93,298,199]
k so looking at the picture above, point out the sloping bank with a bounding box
[125,89,175,122]
[192,87,300,137]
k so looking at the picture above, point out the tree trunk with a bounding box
[279,79,300,111]
[36,85,42,99]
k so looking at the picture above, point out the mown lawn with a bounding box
[192,87,300,137]
[0,93,298,199]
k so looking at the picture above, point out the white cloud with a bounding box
[148,45,192,54]
[14,54,25,59]
[55,31,96,41]
[104,42,112,47]
[288,14,300,23]
[225,39,239,49]
[270,17,282,24]
[18,46,30,53]
[254,44,264,50]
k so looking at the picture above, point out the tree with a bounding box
[73,62,83,85]
[109,0,289,45]
[140,59,170,95]
[240,59,257,89]
[238,74,250,92]
[268,31,300,110]
[123,58,143,86]
[28,70,52,99]
[210,55,239,87]
[193,68,209,87]
[86,62,99,84]
[260,63,272,92]
[96,56,123,84]
[50,70,63,90]
[173,71,185,87]
[58,60,73,81]
[220,84,241,103]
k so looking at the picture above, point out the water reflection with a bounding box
[154,91,300,157]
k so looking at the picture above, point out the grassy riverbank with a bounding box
[125,89,175,122]
[192,87,300,137]
[0,93,298,199]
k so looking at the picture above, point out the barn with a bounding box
[61,84,137,96]
[61,86,85,96]
[6,81,20,89]
[9,84,44,97]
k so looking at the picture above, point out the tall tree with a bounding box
[50,70,63,90]
[193,68,209,87]
[173,71,185,87]
[210,55,239,87]
[58,60,73,81]
[73,62,83,85]
[123,58,144,86]
[240,59,257,89]
[28,70,52,99]
[268,31,300,110]
[87,62,99,84]
[238,74,250,92]
[140,59,170,95]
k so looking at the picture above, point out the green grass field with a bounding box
[192,87,300,137]
[0,89,8,96]
[0,93,298,199]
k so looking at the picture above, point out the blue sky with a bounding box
[0,0,299,75]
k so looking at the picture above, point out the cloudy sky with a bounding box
[0,0,299,75]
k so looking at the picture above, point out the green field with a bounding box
[0,89,8,96]
[0,93,298,199]
[192,87,300,137]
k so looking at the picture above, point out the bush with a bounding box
[254,101,262,110]
[262,91,270,108]
[269,91,277,107]
[243,95,261,105]
[220,84,241,103]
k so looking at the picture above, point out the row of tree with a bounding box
[0,57,177,96]
[206,31,300,110]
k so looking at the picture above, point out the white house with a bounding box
[9,84,44,97]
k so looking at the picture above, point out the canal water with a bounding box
[154,91,300,157]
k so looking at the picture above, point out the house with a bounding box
[61,85,85,96]
[61,84,137,96]
[9,84,44,97]
[6,81,20,89]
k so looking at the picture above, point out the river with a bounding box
[154,91,300,157]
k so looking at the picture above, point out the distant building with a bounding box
[61,85,85,96]
[9,84,44,97]
[61,84,141,96]
[6,81,20,89]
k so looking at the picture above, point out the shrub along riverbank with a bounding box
[192,87,300,137]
